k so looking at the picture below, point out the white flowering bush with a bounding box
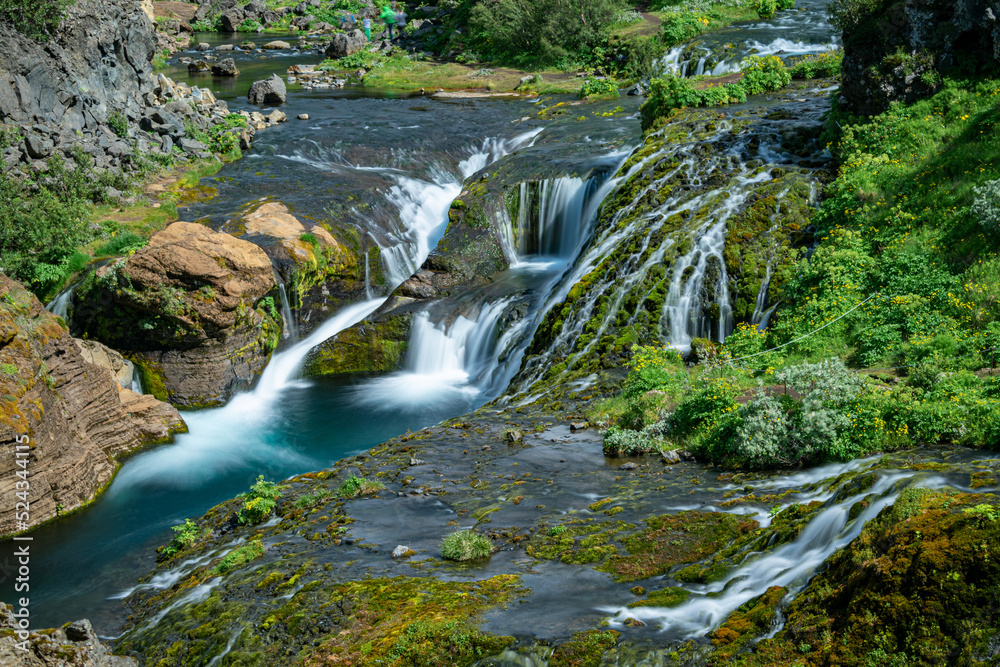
[972,179,1000,231]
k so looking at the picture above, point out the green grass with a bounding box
[336,476,385,498]
[441,530,493,561]
[212,539,265,574]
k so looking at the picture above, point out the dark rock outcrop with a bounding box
[326,29,368,58]
[0,603,136,666]
[248,74,287,104]
[0,274,186,536]
[211,57,240,76]
[840,0,1000,115]
[72,222,281,408]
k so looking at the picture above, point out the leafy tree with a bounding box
[0,0,75,41]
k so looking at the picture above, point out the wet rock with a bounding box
[661,449,681,464]
[623,617,645,627]
[188,59,211,74]
[248,74,287,104]
[619,462,637,471]
[504,429,523,443]
[325,29,367,58]
[570,421,588,431]
[263,40,291,50]
[0,603,137,665]
[297,113,310,120]
[216,44,235,51]
[679,451,696,461]
[0,275,185,535]
[409,457,426,466]
[391,545,416,558]
[211,58,240,77]
[195,42,211,51]
[266,109,287,124]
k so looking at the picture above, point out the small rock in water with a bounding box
[263,40,292,50]
[619,462,637,471]
[661,449,681,464]
[679,451,696,461]
[297,113,310,120]
[195,42,211,51]
[623,617,645,627]
[408,457,425,466]
[504,429,523,443]
[266,109,287,124]
[570,421,588,431]
[481,445,491,451]
[391,545,415,558]
[211,58,240,77]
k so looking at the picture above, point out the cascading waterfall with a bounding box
[46,280,81,321]
[377,129,545,286]
[360,159,627,412]
[599,468,953,640]
[275,280,299,343]
[656,0,838,78]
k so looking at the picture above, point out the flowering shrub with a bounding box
[238,475,286,525]
[971,179,1000,232]
[622,345,685,398]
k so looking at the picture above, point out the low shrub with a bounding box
[441,530,492,561]
[789,50,843,79]
[337,475,385,498]
[158,518,200,560]
[238,475,286,525]
[579,77,620,99]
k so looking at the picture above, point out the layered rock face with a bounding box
[0,274,185,536]
[840,0,1000,115]
[73,222,281,408]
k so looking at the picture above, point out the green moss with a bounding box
[549,629,620,667]
[708,585,786,664]
[628,586,691,608]
[602,511,757,583]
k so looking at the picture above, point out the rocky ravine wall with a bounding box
[0,274,186,536]
[841,0,1000,115]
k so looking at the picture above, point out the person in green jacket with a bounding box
[380,5,395,40]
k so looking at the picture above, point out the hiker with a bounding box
[362,15,371,40]
[394,7,407,40]
[380,4,395,40]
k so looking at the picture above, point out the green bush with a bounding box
[640,74,704,129]
[238,475,286,525]
[441,530,492,561]
[108,111,128,138]
[237,17,262,32]
[299,232,318,246]
[603,425,657,457]
[622,345,685,398]
[579,77,619,100]
[158,518,201,560]
[466,0,627,68]
[0,0,74,41]
[212,539,265,574]
[740,55,791,95]
[336,475,385,498]
[732,390,790,467]
[789,50,843,79]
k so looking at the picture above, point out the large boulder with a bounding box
[248,74,287,104]
[211,57,240,77]
[219,6,245,32]
[840,0,1000,115]
[0,275,185,536]
[325,29,368,58]
[72,222,281,408]
[0,604,137,666]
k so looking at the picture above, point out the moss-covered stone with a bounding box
[549,629,621,667]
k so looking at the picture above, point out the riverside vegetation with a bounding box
[4,0,1000,664]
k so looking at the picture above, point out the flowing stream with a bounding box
[3,8,951,660]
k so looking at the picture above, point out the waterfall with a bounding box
[275,281,298,343]
[46,281,81,321]
[502,177,600,261]
[354,299,521,411]
[376,128,545,286]
[751,263,774,327]
[599,471,951,639]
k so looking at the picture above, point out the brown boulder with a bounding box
[73,222,281,408]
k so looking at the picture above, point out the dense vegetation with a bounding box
[0,0,74,41]
[602,65,1000,469]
